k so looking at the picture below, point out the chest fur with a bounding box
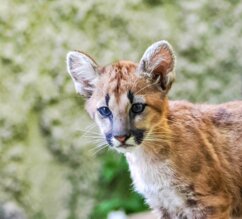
[125,149,186,212]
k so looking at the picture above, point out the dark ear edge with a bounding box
[138,40,176,93]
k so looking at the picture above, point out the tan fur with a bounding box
[67,41,242,219]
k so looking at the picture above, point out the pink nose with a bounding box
[114,135,129,144]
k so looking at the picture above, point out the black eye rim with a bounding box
[131,103,146,114]
[97,106,112,117]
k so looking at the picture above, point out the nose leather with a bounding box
[114,135,130,144]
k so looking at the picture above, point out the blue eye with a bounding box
[98,107,112,117]
[131,103,146,114]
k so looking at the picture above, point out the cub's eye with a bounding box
[131,103,146,114]
[98,106,112,117]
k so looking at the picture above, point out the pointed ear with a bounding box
[138,40,176,93]
[66,51,99,98]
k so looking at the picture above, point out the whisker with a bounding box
[81,134,103,139]
[82,139,104,143]
[79,130,102,138]
[88,141,106,152]
[85,140,105,145]
[78,129,101,135]
[145,137,171,141]
[146,133,175,138]
[78,123,99,132]
[90,143,109,156]
[149,138,176,141]
[81,123,97,131]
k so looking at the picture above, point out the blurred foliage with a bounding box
[90,153,147,219]
[0,0,242,219]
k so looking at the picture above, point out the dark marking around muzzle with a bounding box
[131,129,145,144]
[105,132,113,146]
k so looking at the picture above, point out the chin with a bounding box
[114,145,138,153]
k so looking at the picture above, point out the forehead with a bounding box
[98,60,138,96]
[92,60,159,106]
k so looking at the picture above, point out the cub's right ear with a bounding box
[138,40,176,93]
[66,51,99,98]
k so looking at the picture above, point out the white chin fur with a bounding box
[111,137,137,153]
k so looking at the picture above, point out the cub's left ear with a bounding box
[138,40,176,93]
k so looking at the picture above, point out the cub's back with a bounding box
[168,100,242,214]
[168,100,242,136]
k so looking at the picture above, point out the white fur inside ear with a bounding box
[66,51,98,96]
[139,40,175,74]
[138,40,176,92]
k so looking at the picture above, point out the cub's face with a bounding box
[87,62,166,152]
[67,41,175,153]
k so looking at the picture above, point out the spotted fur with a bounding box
[67,40,242,219]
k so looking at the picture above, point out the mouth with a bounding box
[117,143,134,148]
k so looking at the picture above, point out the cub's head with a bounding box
[66,41,175,153]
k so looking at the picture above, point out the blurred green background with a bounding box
[0,0,242,219]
